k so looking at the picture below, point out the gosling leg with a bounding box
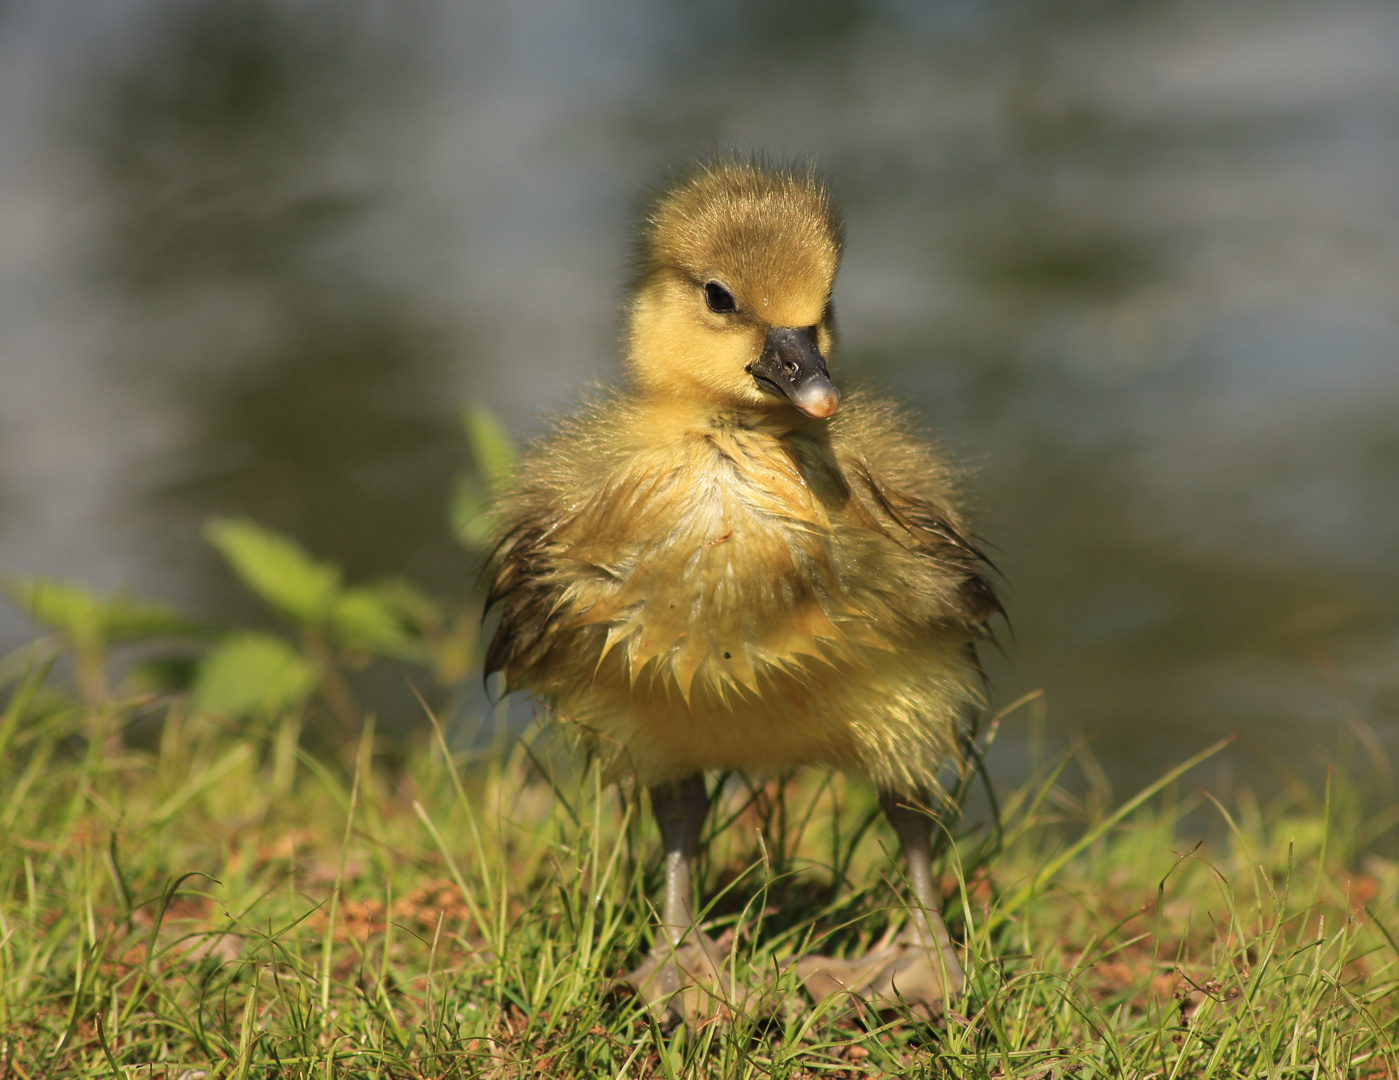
[793,789,964,1013]
[619,774,739,1022]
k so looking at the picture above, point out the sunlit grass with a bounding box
[1,677,1396,1078]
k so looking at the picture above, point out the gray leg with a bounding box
[793,789,964,1011]
[653,774,709,949]
[620,774,740,1022]
[880,790,941,914]
[876,791,964,998]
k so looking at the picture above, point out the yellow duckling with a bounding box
[485,160,1000,1020]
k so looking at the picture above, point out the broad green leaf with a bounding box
[100,594,202,641]
[364,578,440,630]
[331,589,411,652]
[463,404,515,494]
[205,519,340,623]
[4,578,195,644]
[331,581,442,656]
[5,579,102,643]
[193,633,318,720]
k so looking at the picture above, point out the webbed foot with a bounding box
[793,920,963,1014]
[618,930,746,1024]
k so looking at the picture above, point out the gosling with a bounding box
[485,160,1000,1021]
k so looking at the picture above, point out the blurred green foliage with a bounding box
[451,404,516,549]
[0,404,512,751]
[2,578,201,703]
[193,632,318,721]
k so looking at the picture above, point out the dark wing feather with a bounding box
[855,463,1005,632]
[483,516,559,683]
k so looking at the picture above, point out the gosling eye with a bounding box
[704,281,737,313]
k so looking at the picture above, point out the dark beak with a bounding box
[747,326,840,419]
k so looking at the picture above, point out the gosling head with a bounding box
[625,161,844,420]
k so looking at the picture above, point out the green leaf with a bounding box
[463,404,515,494]
[364,578,440,631]
[4,578,196,645]
[451,477,493,549]
[193,633,318,720]
[5,578,103,644]
[331,589,411,652]
[205,519,340,623]
[453,406,514,550]
[330,580,441,657]
[102,598,199,641]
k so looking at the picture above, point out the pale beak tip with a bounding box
[797,389,840,419]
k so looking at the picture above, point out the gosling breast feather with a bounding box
[484,163,999,794]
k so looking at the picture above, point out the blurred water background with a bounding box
[1,0,1396,795]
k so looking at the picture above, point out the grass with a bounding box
[1,676,1397,1078]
